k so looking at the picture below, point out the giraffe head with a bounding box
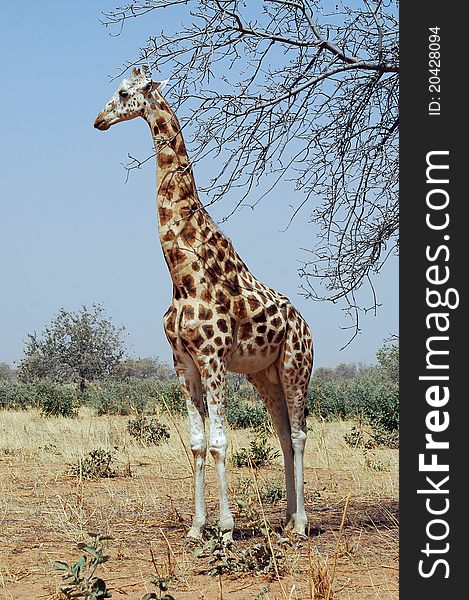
[94,67,168,131]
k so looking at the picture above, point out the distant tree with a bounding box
[376,340,399,385]
[113,356,175,380]
[0,362,13,381]
[18,305,126,389]
[314,362,365,381]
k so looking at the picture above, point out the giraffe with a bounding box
[94,67,314,542]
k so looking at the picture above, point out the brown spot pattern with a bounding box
[158,152,175,167]
[199,306,214,320]
[202,324,214,338]
[181,274,197,297]
[181,224,197,245]
[162,230,176,242]
[158,207,173,225]
[247,295,261,311]
[168,247,186,265]
[240,323,252,340]
[217,319,229,333]
[183,305,195,320]
[200,289,212,302]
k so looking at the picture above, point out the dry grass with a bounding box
[0,408,398,599]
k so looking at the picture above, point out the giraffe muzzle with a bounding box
[94,117,111,131]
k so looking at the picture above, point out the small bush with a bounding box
[226,398,268,429]
[307,372,399,434]
[307,380,352,420]
[86,379,186,416]
[232,430,280,468]
[155,380,186,414]
[261,479,286,504]
[127,415,170,445]
[343,425,365,448]
[73,449,117,479]
[0,381,36,410]
[368,426,399,449]
[34,379,79,418]
[86,380,150,415]
[192,527,285,576]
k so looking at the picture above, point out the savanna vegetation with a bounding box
[0,307,398,599]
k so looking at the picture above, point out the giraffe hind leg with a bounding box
[277,318,314,537]
[246,371,297,526]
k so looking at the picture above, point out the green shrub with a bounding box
[261,479,286,504]
[348,374,399,432]
[0,381,36,410]
[73,448,117,479]
[127,415,170,445]
[367,426,399,449]
[226,398,268,429]
[192,526,285,576]
[34,379,79,418]
[307,372,399,433]
[155,380,186,414]
[232,429,280,468]
[85,379,186,416]
[307,380,352,420]
[86,380,151,415]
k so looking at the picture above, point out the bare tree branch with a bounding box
[102,0,399,337]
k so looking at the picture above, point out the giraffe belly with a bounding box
[227,341,281,375]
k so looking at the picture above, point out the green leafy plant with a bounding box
[226,398,268,429]
[192,527,238,576]
[343,425,365,448]
[0,381,36,410]
[155,380,186,414]
[232,429,280,469]
[344,421,399,450]
[192,526,284,576]
[53,532,113,599]
[141,575,176,600]
[127,415,170,445]
[34,379,79,418]
[87,380,150,416]
[141,546,177,600]
[366,426,399,449]
[261,480,286,504]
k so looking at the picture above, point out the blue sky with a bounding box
[0,1,398,369]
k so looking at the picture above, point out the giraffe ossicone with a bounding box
[94,67,314,542]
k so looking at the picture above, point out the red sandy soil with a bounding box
[0,456,398,600]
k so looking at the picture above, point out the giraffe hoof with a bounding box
[185,528,204,544]
[284,515,296,532]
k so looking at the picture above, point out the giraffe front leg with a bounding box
[203,366,234,543]
[176,364,206,542]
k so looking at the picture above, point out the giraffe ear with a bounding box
[155,79,169,93]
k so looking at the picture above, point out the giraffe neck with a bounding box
[145,106,231,297]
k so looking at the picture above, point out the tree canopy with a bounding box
[18,305,126,388]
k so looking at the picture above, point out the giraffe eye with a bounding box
[119,90,129,98]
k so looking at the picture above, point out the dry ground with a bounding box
[0,409,398,600]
